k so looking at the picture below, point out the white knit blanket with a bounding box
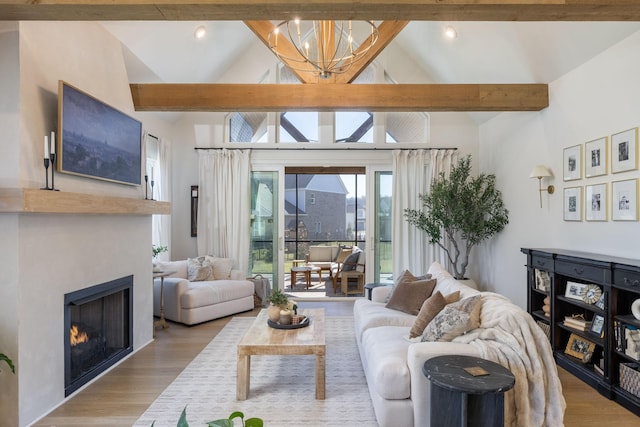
[453,292,566,427]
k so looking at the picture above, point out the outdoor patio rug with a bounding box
[133,316,376,426]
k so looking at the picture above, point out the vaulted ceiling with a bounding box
[3,1,640,117]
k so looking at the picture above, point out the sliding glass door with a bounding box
[374,171,393,283]
[249,171,279,288]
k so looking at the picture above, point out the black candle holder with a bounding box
[144,175,149,200]
[40,158,51,190]
[49,152,59,191]
[150,179,155,201]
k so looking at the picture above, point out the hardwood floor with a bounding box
[35,300,638,426]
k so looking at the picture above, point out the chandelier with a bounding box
[268,20,379,79]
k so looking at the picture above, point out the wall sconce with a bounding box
[529,165,555,208]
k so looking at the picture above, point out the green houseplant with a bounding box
[1,352,15,375]
[404,155,509,280]
[152,407,263,427]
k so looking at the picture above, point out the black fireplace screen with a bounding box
[64,275,133,396]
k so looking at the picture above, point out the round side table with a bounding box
[423,355,515,427]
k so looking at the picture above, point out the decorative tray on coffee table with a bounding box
[267,315,310,329]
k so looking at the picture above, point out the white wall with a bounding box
[168,40,481,261]
[477,30,640,308]
[0,22,162,426]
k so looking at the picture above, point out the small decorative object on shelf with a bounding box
[144,174,149,200]
[40,131,60,191]
[582,284,602,304]
[631,298,640,320]
[542,296,551,317]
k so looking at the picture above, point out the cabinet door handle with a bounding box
[623,277,640,287]
[573,267,585,275]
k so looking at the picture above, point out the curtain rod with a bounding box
[193,147,457,151]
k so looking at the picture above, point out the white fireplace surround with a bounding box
[1,213,153,426]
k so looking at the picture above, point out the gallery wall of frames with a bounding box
[562,127,638,222]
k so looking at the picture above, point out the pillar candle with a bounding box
[50,131,55,154]
[44,135,49,159]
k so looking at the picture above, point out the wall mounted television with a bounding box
[57,80,142,186]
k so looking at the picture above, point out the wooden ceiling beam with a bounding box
[2,1,640,22]
[244,20,320,84]
[129,83,549,112]
[336,20,409,84]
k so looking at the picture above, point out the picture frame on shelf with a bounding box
[565,333,596,362]
[563,144,582,181]
[612,179,638,221]
[595,291,606,310]
[585,137,608,178]
[535,269,551,292]
[611,127,638,174]
[585,183,607,221]
[565,281,589,301]
[591,315,605,338]
[563,187,582,221]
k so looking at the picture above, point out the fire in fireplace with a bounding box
[64,275,133,396]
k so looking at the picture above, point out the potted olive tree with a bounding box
[404,155,509,280]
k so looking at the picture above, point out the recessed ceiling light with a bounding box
[444,26,458,40]
[194,25,207,40]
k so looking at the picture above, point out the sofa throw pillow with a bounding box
[409,291,447,338]
[385,277,437,315]
[385,270,433,303]
[187,257,214,281]
[341,249,362,272]
[205,256,234,280]
[444,290,461,304]
[421,295,482,342]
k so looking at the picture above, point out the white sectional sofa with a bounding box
[353,262,565,427]
[153,257,254,325]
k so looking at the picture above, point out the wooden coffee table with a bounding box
[236,308,326,400]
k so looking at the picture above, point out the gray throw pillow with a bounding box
[341,249,362,272]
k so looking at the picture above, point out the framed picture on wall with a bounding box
[611,127,638,173]
[563,145,582,181]
[612,179,638,221]
[564,186,582,221]
[585,183,607,221]
[585,137,608,178]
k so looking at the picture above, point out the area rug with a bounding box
[133,316,377,427]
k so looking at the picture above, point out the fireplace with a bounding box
[64,275,133,396]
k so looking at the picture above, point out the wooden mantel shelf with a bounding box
[0,188,171,215]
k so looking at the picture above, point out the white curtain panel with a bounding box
[391,149,458,277]
[197,149,251,273]
[152,136,171,260]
